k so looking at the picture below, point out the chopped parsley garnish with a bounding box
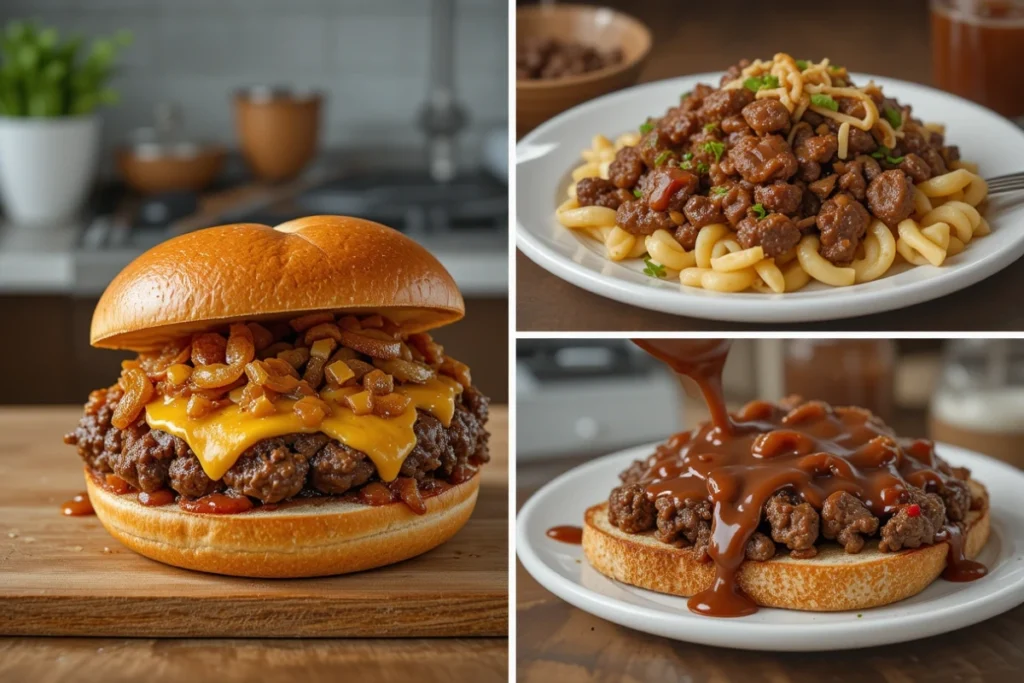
[683,152,694,160]
[696,161,710,174]
[829,64,843,72]
[680,90,691,101]
[711,186,729,196]
[795,59,810,70]
[654,150,673,166]
[870,144,904,164]
[643,258,666,278]
[632,188,642,198]
[810,93,839,111]
[743,74,780,92]
[639,121,654,134]
[751,203,767,220]
[702,140,726,162]
[704,122,718,132]
[680,160,693,170]
[883,106,902,129]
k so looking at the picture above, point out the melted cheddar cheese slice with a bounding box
[146,376,462,482]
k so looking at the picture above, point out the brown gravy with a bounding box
[631,339,986,617]
[60,492,95,517]
[546,525,584,544]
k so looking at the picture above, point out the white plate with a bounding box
[516,73,1024,323]
[516,442,1024,651]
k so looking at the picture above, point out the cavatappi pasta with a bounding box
[555,54,989,294]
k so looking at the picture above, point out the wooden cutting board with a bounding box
[0,406,508,638]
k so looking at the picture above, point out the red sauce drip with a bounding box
[104,474,134,495]
[179,493,254,514]
[138,489,176,507]
[631,338,987,618]
[546,525,584,544]
[61,492,95,517]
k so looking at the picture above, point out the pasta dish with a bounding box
[555,54,989,294]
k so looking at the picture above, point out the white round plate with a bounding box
[517,442,1024,651]
[516,73,1024,323]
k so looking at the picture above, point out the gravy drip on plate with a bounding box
[631,339,987,617]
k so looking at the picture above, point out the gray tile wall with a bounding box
[0,0,508,165]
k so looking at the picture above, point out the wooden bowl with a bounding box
[516,4,652,138]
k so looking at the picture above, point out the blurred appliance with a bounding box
[517,340,682,459]
[784,339,896,423]
[234,87,323,182]
[930,339,1024,468]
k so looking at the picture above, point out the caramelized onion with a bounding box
[276,347,310,370]
[247,323,274,351]
[440,355,471,387]
[373,392,412,418]
[407,333,445,365]
[191,333,227,366]
[304,323,343,346]
[373,357,435,384]
[363,369,394,396]
[191,362,246,389]
[289,312,334,332]
[338,330,401,360]
[111,368,154,429]
[294,395,330,427]
[138,338,191,380]
[225,324,255,366]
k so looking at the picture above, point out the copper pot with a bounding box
[117,142,225,194]
[234,87,323,182]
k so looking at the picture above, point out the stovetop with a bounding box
[78,169,507,252]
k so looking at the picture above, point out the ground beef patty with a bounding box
[64,385,490,505]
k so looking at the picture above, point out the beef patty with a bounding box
[65,385,490,505]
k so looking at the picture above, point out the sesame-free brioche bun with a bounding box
[85,468,480,578]
[90,215,464,351]
[583,479,989,612]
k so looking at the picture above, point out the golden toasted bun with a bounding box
[85,469,479,578]
[91,215,464,351]
[583,480,989,612]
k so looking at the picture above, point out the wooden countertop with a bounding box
[517,446,1024,683]
[0,406,509,683]
[516,0,1024,332]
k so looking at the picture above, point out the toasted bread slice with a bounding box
[583,480,989,612]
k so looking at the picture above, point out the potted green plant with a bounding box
[0,21,131,224]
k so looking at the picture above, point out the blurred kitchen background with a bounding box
[0,0,509,404]
[518,339,1024,492]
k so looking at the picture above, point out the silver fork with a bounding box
[984,171,1024,195]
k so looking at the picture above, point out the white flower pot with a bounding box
[0,115,100,225]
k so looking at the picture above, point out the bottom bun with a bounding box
[86,469,480,578]
[583,480,989,612]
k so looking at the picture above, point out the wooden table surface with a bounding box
[515,0,1024,332]
[516,447,1024,683]
[0,406,509,683]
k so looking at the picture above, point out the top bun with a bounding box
[91,215,464,350]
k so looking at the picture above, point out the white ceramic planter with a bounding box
[0,115,99,225]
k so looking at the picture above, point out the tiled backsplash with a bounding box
[0,0,507,166]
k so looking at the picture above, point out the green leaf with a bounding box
[654,150,673,166]
[711,186,729,196]
[751,203,767,220]
[643,258,667,278]
[632,188,642,198]
[795,59,809,70]
[639,121,653,134]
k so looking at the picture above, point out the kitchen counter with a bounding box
[515,0,1024,332]
[0,220,508,297]
[0,405,509,682]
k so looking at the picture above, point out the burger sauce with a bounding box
[61,492,95,517]
[546,525,584,544]
[631,339,987,618]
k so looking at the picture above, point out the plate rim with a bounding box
[515,72,1024,323]
[516,440,1024,650]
